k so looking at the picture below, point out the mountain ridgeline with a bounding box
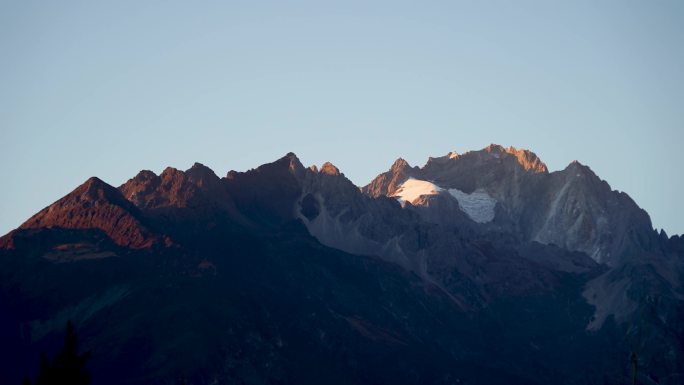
[1,145,682,385]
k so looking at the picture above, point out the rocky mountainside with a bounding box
[363,144,656,266]
[13,177,160,249]
[1,145,682,385]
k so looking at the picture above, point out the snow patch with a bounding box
[448,189,497,223]
[392,178,443,203]
[392,179,497,223]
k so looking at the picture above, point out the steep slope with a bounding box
[223,153,306,226]
[360,145,682,339]
[251,154,603,314]
[363,158,420,198]
[119,162,248,244]
[364,144,657,266]
[2,177,158,250]
[120,163,229,210]
[1,221,626,385]
[529,161,657,265]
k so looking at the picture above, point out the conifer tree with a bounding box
[24,321,91,385]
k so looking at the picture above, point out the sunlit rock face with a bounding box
[363,144,656,266]
[355,144,676,336]
[17,177,158,249]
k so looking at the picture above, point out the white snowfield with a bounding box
[391,178,497,224]
[391,178,443,203]
[448,188,497,223]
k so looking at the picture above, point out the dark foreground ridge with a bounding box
[1,145,683,385]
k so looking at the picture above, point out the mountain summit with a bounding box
[1,145,682,385]
[16,176,158,249]
[364,144,654,266]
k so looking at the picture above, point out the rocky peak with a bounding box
[286,152,304,169]
[504,146,548,173]
[187,162,215,176]
[159,166,183,181]
[484,143,506,153]
[20,177,157,249]
[120,164,223,210]
[226,153,306,183]
[157,165,220,193]
[80,177,125,200]
[320,162,341,176]
[158,167,190,191]
[561,160,602,184]
[70,177,143,210]
[186,162,221,189]
[421,144,547,178]
[267,152,306,179]
[478,144,548,173]
[362,158,418,198]
[120,171,161,205]
[565,160,586,170]
[222,153,307,225]
[391,158,410,171]
[133,169,157,180]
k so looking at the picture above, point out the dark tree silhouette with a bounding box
[23,321,92,385]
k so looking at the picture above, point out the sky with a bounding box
[1,0,683,235]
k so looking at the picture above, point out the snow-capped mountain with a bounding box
[363,144,656,266]
[1,145,682,385]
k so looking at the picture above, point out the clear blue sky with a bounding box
[1,1,683,235]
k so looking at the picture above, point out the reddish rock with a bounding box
[18,177,157,249]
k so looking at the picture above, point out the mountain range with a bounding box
[1,144,682,385]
